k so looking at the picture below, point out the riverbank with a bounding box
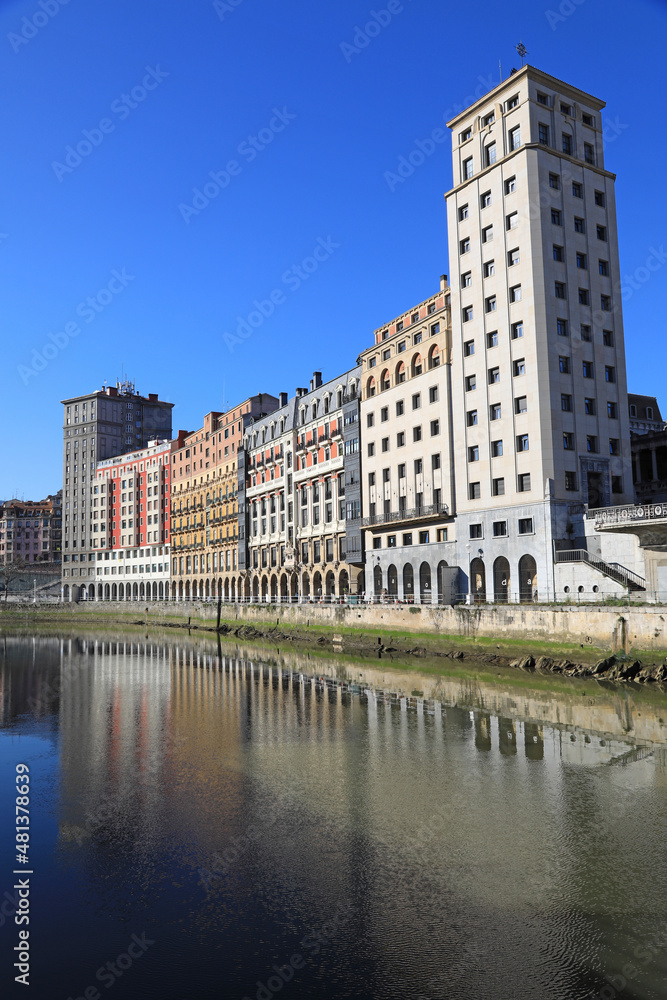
[3,601,667,686]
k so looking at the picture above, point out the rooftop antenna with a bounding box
[516,41,527,67]
[499,59,502,83]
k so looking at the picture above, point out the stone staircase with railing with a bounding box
[554,548,646,592]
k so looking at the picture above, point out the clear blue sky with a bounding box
[1,0,666,499]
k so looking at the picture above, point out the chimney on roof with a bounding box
[313,371,322,389]
[440,274,447,291]
[296,387,307,397]
[279,392,288,407]
[148,393,157,401]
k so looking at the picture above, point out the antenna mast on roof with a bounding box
[516,41,527,67]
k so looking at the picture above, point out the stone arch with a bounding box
[395,360,406,384]
[252,576,259,600]
[519,554,538,603]
[387,563,398,597]
[428,344,440,369]
[411,352,422,377]
[437,560,448,604]
[302,572,311,599]
[403,563,414,601]
[280,573,288,600]
[158,581,163,600]
[270,575,278,602]
[373,565,383,597]
[357,570,365,598]
[104,583,110,601]
[493,556,511,603]
[119,583,125,600]
[205,578,210,599]
[112,583,118,601]
[152,582,158,600]
[419,561,432,603]
[470,558,486,602]
[133,582,139,600]
[338,568,349,596]
[230,577,236,601]
[290,573,298,600]
[97,584,103,601]
[139,582,145,600]
[313,571,322,599]
[71,585,80,602]
[380,368,390,392]
[325,570,335,599]
[367,375,376,397]
[63,584,70,602]
[224,578,230,600]
[261,575,268,601]
[185,580,191,600]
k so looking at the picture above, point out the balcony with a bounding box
[362,502,449,528]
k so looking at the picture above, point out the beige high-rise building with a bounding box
[445,65,634,602]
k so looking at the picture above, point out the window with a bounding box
[583,142,594,165]
[467,409,478,426]
[572,181,582,198]
[516,433,529,452]
[485,143,497,166]
[597,225,607,241]
[462,305,473,322]
[518,517,533,534]
[380,406,389,422]
[387,534,397,547]
[469,482,481,500]
[460,237,470,254]
[397,340,406,353]
[509,125,521,150]
[372,538,381,550]
[599,259,609,276]
[607,401,617,419]
[508,248,520,267]
[368,356,377,368]
[600,295,611,311]
[492,477,505,496]
[537,92,549,106]
[464,339,475,355]
[538,123,550,145]
[460,127,472,143]
[609,438,620,456]
[509,285,522,302]
[562,133,572,155]
[397,432,405,447]
[517,474,531,493]
[413,331,422,345]
[481,190,492,208]
[429,386,438,403]
[367,442,375,457]
[484,260,495,277]
[565,471,577,491]
[580,324,591,342]
[485,296,496,313]
[463,157,473,179]
[430,420,440,436]
[368,472,376,487]
[367,413,374,427]
[414,458,423,474]
[493,521,507,537]
[549,172,560,189]
[612,476,623,494]
[506,212,518,230]
[430,321,440,335]
[553,244,564,262]
[507,95,519,110]
[587,435,598,453]
[402,533,413,546]
[574,218,586,236]
[490,403,501,420]
[563,432,574,450]
[559,355,570,374]
[511,321,523,340]
[560,102,572,115]
[470,523,483,539]
[576,252,587,270]
[515,395,527,414]
[491,439,503,457]
[578,288,589,306]
[605,365,616,383]
[582,113,594,126]
[396,400,404,415]
[482,224,493,243]
[461,271,472,288]
[437,528,448,542]
[584,397,596,415]
[432,453,441,469]
[465,375,476,391]
[412,427,422,443]
[458,204,469,221]
[398,464,406,479]
[468,445,479,462]
[561,394,572,411]
[397,320,404,331]
[557,318,568,337]
[382,436,390,451]
[412,392,421,409]
[555,281,566,299]
[505,175,516,194]
[513,358,526,377]
[594,190,605,207]
[551,208,562,225]
[488,366,500,384]
[486,330,498,348]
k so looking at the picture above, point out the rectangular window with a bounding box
[461,271,472,287]
[508,248,520,267]
[605,365,616,383]
[557,317,568,337]
[561,393,572,411]
[599,259,609,276]
[559,355,571,374]
[488,366,500,384]
[468,445,479,462]
[431,453,441,469]
[579,288,589,305]
[485,143,497,166]
[505,176,516,194]
[576,252,587,269]
[511,321,523,340]
[609,438,620,456]
[597,225,607,241]
[430,321,440,335]
[459,127,472,143]
[516,433,529,452]
[437,528,448,542]
[491,439,503,457]
[555,281,566,299]
[612,476,623,494]
[382,436,390,451]
[549,172,560,189]
[412,393,421,409]
[486,331,498,348]
[398,464,406,479]
[584,142,595,164]
[396,400,404,415]
[367,413,374,427]
[553,244,564,262]
[414,458,423,475]
[587,435,598,453]
[506,212,518,230]
[551,209,562,225]
[572,182,582,198]
[594,190,605,207]
[565,471,577,491]
[484,260,495,277]
[513,358,526,377]
[412,427,422,443]
[518,517,534,534]
[460,237,470,254]
[430,420,440,436]
[507,95,519,110]
[469,523,483,539]
[403,532,413,546]
[367,442,375,456]
[463,157,473,179]
[458,204,469,221]
[429,386,438,403]
[490,403,501,420]
[537,92,550,106]
[515,395,527,414]
[397,431,405,447]
[560,102,572,115]
[607,401,618,419]
[509,126,521,150]
[397,341,406,353]
[517,474,531,493]
[485,296,496,313]
[574,217,585,234]
[582,113,594,126]
[562,133,572,155]
[467,409,477,426]
[468,482,481,500]
[538,123,549,145]
[563,432,574,450]
[493,521,507,537]
[463,305,473,322]
[465,375,476,391]
[584,397,596,415]
[482,225,493,243]
[509,285,522,302]
[464,339,475,355]
[492,477,505,496]
[481,190,492,208]
[580,324,591,342]
[600,294,611,311]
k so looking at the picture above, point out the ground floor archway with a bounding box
[519,554,538,602]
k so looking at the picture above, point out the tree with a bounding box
[0,558,27,602]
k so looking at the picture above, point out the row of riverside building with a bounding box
[59,66,667,605]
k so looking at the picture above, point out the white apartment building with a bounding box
[359,280,459,603]
[445,65,635,602]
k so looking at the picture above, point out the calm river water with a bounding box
[1,634,667,1000]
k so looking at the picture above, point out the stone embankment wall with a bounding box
[34,600,667,652]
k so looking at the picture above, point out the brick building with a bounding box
[0,492,62,566]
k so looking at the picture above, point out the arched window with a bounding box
[428,345,440,369]
[395,362,406,384]
[411,353,423,377]
[312,401,318,420]
[380,369,390,391]
[367,376,376,397]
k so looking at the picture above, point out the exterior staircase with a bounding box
[554,548,646,592]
